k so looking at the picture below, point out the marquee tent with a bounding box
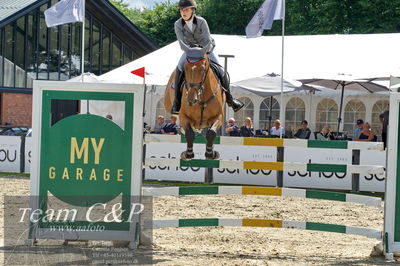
[100,33,400,88]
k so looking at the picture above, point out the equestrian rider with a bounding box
[171,0,244,114]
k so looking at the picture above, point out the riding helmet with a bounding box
[178,0,197,9]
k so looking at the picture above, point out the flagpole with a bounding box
[81,0,85,77]
[81,0,89,113]
[279,0,285,138]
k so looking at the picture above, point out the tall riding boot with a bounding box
[171,68,184,114]
[222,73,244,112]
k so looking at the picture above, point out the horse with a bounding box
[164,53,225,160]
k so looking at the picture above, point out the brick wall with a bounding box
[1,93,32,126]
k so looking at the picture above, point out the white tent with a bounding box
[100,33,400,86]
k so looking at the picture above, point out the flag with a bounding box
[44,0,84,28]
[131,67,145,78]
[246,0,284,38]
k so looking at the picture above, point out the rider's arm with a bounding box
[175,20,191,53]
[196,18,213,54]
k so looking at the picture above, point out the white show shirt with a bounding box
[270,126,285,136]
[185,18,194,32]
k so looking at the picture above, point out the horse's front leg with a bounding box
[205,117,222,160]
[181,123,195,160]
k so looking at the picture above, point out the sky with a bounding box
[124,0,175,9]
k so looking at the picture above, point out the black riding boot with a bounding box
[221,73,244,112]
[171,68,184,114]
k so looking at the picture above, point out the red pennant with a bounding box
[131,67,145,78]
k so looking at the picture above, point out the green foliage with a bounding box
[111,0,400,47]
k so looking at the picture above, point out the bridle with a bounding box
[184,57,221,125]
[184,57,210,106]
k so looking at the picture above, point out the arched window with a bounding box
[316,99,338,132]
[371,99,389,135]
[285,97,305,134]
[343,99,366,136]
[259,97,280,130]
[234,97,254,127]
[155,97,170,123]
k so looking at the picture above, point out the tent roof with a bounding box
[100,33,400,86]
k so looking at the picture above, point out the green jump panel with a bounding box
[180,159,220,168]
[179,218,219,227]
[179,186,219,195]
[306,190,346,202]
[307,140,348,149]
[180,136,221,144]
[306,222,346,233]
[307,163,347,173]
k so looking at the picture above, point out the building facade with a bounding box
[0,0,157,126]
[149,89,389,139]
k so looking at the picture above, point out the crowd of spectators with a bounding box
[144,111,389,145]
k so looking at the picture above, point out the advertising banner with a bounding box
[145,142,206,182]
[283,147,352,190]
[213,145,277,186]
[0,136,21,173]
[24,137,32,173]
[359,150,386,192]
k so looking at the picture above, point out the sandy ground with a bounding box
[0,175,397,265]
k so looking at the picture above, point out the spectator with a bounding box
[162,115,179,135]
[352,119,364,140]
[106,114,113,120]
[270,119,285,137]
[294,120,311,139]
[153,115,166,134]
[225,118,240,136]
[240,117,254,137]
[316,125,336,140]
[355,122,376,142]
[380,110,389,149]
[143,122,151,134]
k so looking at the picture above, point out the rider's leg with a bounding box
[171,54,186,114]
[208,53,244,112]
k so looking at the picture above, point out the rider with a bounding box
[171,0,244,114]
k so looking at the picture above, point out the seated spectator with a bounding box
[270,119,285,137]
[240,117,254,137]
[106,114,113,120]
[316,125,336,140]
[161,115,178,135]
[355,122,376,142]
[294,120,311,139]
[352,119,364,140]
[225,118,240,136]
[144,122,151,134]
[152,115,166,134]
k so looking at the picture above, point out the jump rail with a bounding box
[142,186,382,207]
[144,218,382,239]
[145,158,385,175]
[145,135,384,151]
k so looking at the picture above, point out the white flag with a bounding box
[44,0,84,28]
[246,0,284,38]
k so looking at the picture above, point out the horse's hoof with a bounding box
[205,151,219,160]
[181,151,194,160]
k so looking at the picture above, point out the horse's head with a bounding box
[184,53,210,106]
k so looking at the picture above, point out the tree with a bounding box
[111,0,400,47]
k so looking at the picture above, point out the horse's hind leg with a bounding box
[181,124,195,160]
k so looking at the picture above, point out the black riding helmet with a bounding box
[178,0,197,9]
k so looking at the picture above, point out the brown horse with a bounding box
[164,54,225,160]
